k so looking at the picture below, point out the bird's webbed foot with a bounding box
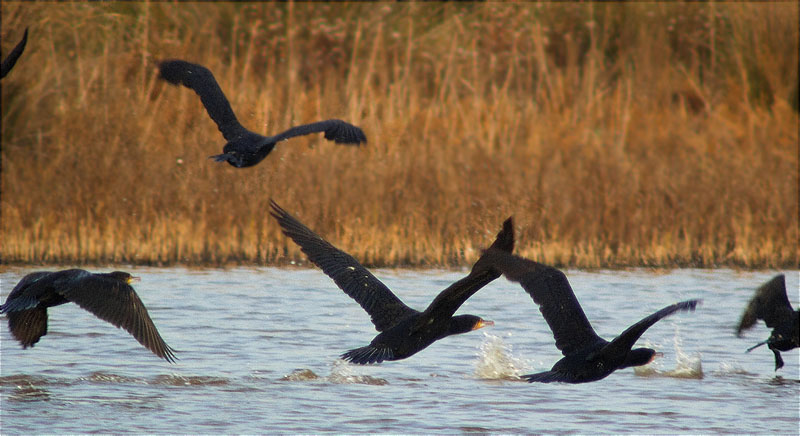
[772,348,784,371]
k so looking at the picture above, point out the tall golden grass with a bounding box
[1,2,797,268]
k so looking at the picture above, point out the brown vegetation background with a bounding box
[1,2,797,268]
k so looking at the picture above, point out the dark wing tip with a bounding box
[160,345,179,363]
[157,59,201,86]
[323,119,367,145]
[680,299,702,311]
[157,59,185,85]
[340,346,392,365]
[19,27,29,45]
[472,217,514,273]
[660,299,701,321]
[522,371,561,383]
[6,308,48,349]
[491,216,514,253]
[1,27,30,79]
[268,198,287,221]
[737,274,791,334]
[762,274,788,302]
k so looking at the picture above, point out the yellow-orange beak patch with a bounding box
[473,319,495,330]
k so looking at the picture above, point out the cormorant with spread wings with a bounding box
[737,274,799,371]
[1,269,176,362]
[270,200,513,364]
[484,249,699,383]
[158,59,366,168]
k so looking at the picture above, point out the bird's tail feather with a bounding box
[209,153,230,162]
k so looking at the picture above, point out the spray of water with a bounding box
[473,333,531,380]
[280,361,388,385]
[634,325,703,379]
[327,359,389,385]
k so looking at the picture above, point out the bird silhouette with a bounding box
[157,59,366,168]
[484,248,700,383]
[737,274,799,371]
[1,27,28,78]
[1,269,176,362]
[270,199,513,364]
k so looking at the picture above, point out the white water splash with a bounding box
[712,362,752,376]
[328,359,389,385]
[634,326,703,379]
[473,333,530,380]
[279,363,389,385]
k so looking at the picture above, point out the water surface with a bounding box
[1,267,797,433]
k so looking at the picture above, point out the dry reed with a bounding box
[1,2,797,269]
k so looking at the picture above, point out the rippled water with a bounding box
[1,267,797,434]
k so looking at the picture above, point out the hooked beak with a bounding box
[128,275,141,284]
[649,352,664,363]
[472,319,494,330]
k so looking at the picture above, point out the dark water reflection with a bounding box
[1,267,797,433]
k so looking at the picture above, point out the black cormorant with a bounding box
[484,248,700,383]
[737,274,799,371]
[270,200,513,364]
[158,59,366,168]
[1,269,176,362]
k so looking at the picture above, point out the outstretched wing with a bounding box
[269,119,367,145]
[340,345,396,365]
[158,59,247,141]
[484,249,603,355]
[0,271,54,313]
[421,217,514,321]
[737,274,794,335]
[270,200,415,332]
[2,271,57,348]
[54,272,177,362]
[600,299,700,358]
[523,370,579,384]
[1,27,28,79]
[6,307,48,349]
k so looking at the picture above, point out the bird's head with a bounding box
[622,348,663,368]
[108,271,140,284]
[450,315,494,335]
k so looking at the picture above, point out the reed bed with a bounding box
[1,2,797,268]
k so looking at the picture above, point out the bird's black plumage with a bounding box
[270,200,514,364]
[0,269,176,362]
[736,274,799,371]
[157,59,366,168]
[1,27,28,79]
[484,249,700,383]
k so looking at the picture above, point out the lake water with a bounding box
[1,267,797,434]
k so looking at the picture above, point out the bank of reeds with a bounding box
[1,2,797,268]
